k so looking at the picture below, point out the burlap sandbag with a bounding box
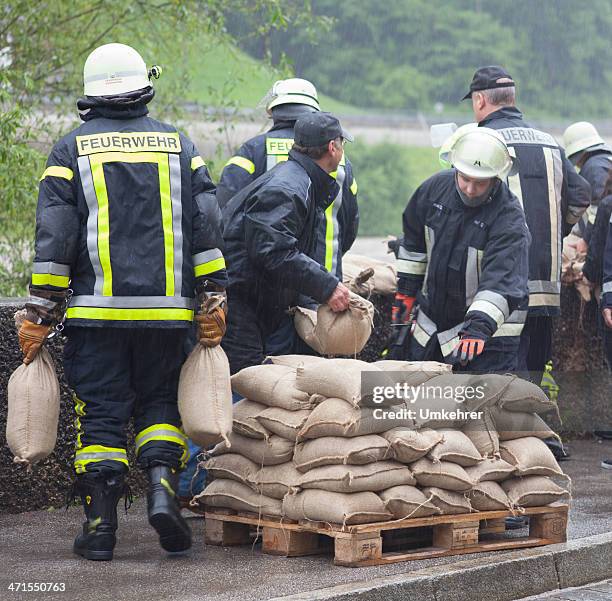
[502,476,570,507]
[379,485,441,518]
[465,458,516,483]
[383,427,443,463]
[499,437,564,477]
[196,478,282,516]
[211,432,294,466]
[298,461,415,493]
[342,253,397,296]
[178,342,232,448]
[373,361,452,387]
[267,355,328,369]
[468,481,512,511]
[490,407,558,441]
[6,347,60,466]
[497,377,558,414]
[204,454,259,485]
[422,487,472,515]
[233,399,269,440]
[283,489,391,525]
[256,407,310,441]
[463,413,500,458]
[293,434,390,472]
[249,462,303,499]
[411,457,474,492]
[231,364,314,411]
[292,293,374,355]
[427,429,482,467]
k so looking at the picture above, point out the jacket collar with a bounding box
[269,119,297,132]
[77,87,154,122]
[288,149,339,209]
[479,105,524,126]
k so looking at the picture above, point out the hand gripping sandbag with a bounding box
[293,292,374,355]
[178,298,232,447]
[7,347,60,467]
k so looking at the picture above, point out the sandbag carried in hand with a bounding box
[7,347,60,466]
[342,253,397,296]
[292,292,374,355]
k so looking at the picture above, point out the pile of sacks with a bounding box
[195,357,570,526]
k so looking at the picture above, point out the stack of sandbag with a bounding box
[195,358,570,525]
[342,253,397,297]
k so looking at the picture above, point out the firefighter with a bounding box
[601,211,612,468]
[563,121,612,252]
[17,43,227,560]
[463,66,590,381]
[393,128,530,371]
[221,112,351,374]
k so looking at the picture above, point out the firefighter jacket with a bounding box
[574,151,612,242]
[30,90,227,328]
[479,107,590,317]
[222,149,340,334]
[603,211,612,309]
[397,170,530,360]
[583,195,612,287]
[216,119,359,278]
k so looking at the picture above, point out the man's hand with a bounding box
[18,320,51,365]
[391,293,416,325]
[569,237,588,255]
[452,337,485,365]
[195,296,227,347]
[603,308,612,330]
[327,282,350,312]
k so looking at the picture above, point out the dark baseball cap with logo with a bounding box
[294,111,353,147]
[462,66,515,100]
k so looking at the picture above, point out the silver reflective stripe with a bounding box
[70,295,194,309]
[330,165,345,275]
[413,310,437,348]
[136,428,187,451]
[169,154,183,296]
[422,226,435,297]
[493,323,524,337]
[412,324,431,348]
[467,301,505,327]
[438,322,464,358]
[587,205,597,224]
[26,295,57,309]
[78,156,104,295]
[529,280,561,294]
[603,282,612,294]
[32,261,70,276]
[543,147,562,285]
[74,451,127,461]
[193,248,223,265]
[398,247,427,262]
[465,247,479,305]
[497,127,557,148]
[472,290,510,319]
[506,147,524,209]
[84,70,144,83]
[397,259,427,275]
[506,309,527,323]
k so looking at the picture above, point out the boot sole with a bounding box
[73,545,114,561]
[149,511,192,553]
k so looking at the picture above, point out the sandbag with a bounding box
[231,364,314,411]
[178,342,232,447]
[382,428,443,463]
[249,462,303,499]
[233,399,269,439]
[283,490,391,525]
[298,461,415,493]
[211,432,294,466]
[468,481,512,511]
[342,253,397,296]
[196,479,282,516]
[379,485,441,519]
[6,347,60,466]
[293,293,374,355]
[257,407,311,441]
[490,408,558,441]
[203,454,259,485]
[465,458,516,483]
[422,487,472,515]
[499,437,564,477]
[463,413,500,458]
[411,458,474,492]
[502,476,570,507]
[427,429,482,467]
[497,377,558,414]
[293,435,390,472]
[267,355,328,369]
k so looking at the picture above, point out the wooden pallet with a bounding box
[203,503,568,567]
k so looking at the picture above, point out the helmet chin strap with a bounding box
[455,173,500,207]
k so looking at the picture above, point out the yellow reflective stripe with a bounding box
[158,156,174,296]
[194,256,226,277]
[135,423,187,452]
[73,395,86,450]
[66,307,193,321]
[325,203,334,272]
[191,156,206,171]
[90,160,113,296]
[40,166,74,182]
[74,445,128,474]
[31,273,70,288]
[350,178,358,195]
[225,156,255,174]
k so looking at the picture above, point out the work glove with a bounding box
[18,320,52,365]
[391,293,416,326]
[452,336,485,365]
[195,295,227,348]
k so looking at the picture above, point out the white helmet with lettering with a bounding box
[84,43,151,96]
[449,127,517,180]
[562,121,608,160]
[266,78,320,111]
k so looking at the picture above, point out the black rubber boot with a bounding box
[147,465,192,553]
[72,472,125,561]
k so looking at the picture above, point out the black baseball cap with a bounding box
[462,66,515,100]
[294,112,353,147]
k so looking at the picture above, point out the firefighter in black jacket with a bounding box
[17,44,227,561]
[393,128,530,371]
[464,66,590,380]
[222,112,352,374]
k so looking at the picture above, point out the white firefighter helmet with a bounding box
[562,121,608,160]
[266,78,320,111]
[84,43,151,96]
[439,122,478,168]
[450,127,517,180]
